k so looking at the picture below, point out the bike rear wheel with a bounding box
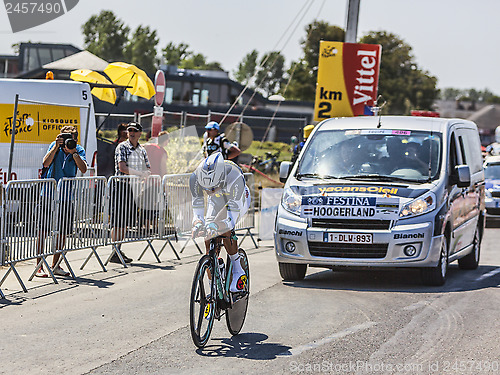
[226,248,250,335]
[190,255,215,348]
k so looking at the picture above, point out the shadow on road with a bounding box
[282,264,500,293]
[196,332,291,359]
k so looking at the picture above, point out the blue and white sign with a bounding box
[300,195,399,220]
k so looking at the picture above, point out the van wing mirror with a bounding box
[454,165,471,188]
[279,161,292,183]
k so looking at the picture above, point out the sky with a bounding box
[0,0,499,94]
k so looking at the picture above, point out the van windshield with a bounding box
[297,129,442,183]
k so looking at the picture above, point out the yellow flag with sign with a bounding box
[314,41,382,121]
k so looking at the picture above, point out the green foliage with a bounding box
[360,31,438,114]
[301,21,345,82]
[233,50,258,85]
[255,51,286,97]
[286,21,344,101]
[162,42,190,67]
[162,42,223,71]
[245,141,292,161]
[82,10,130,62]
[285,60,316,102]
[124,25,159,76]
[441,87,499,103]
[163,134,203,174]
[233,50,286,98]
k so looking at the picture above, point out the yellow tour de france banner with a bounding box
[314,41,382,121]
[0,103,81,144]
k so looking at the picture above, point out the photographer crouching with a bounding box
[35,126,87,278]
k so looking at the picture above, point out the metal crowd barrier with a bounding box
[0,179,58,293]
[98,175,167,267]
[161,173,200,254]
[236,173,259,249]
[58,177,108,272]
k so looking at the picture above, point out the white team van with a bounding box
[276,116,485,286]
[0,78,97,184]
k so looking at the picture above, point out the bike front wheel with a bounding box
[190,255,215,348]
[226,248,250,336]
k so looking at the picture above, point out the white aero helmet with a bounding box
[195,152,226,190]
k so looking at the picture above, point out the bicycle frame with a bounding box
[208,236,233,317]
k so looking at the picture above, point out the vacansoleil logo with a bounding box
[3,0,79,33]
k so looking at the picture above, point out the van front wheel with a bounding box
[421,237,448,286]
[279,263,307,281]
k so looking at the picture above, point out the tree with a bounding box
[287,21,345,101]
[162,42,191,67]
[161,42,223,71]
[82,10,129,62]
[124,25,159,76]
[180,53,223,71]
[285,60,317,102]
[255,51,286,97]
[233,50,258,86]
[441,88,462,101]
[360,31,438,114]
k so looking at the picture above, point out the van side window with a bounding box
[461,129,483,173]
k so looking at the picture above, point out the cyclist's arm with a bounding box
[189,173,205,224]
[221,170,246,229]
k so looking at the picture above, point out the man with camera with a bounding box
[36,126,87,277]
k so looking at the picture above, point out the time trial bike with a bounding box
[189,232,250,348]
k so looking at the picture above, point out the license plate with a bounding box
[323,232,373,244]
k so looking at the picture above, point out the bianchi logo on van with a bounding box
[394,233,424,240]
[279,229,302,237]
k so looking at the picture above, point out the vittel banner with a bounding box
[314,41,382,120]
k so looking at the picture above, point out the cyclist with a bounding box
[202,121,241,160]
[190,152,251,292]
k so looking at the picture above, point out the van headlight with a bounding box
[485,189,492,198]
[400,192,436,218]
[281,187,302,216]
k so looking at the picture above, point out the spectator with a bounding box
[113,123,128,145]
[144,130,169,177]
[202,121,240,160]
[291,125,315,164]
[36,126,88,277]
[110,122,151,264]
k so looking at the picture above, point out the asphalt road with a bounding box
[1,225,500,375]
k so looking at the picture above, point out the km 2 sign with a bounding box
[314,41,382,120]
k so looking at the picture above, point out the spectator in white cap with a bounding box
[202,121,241,160]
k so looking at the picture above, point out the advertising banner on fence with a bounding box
[314,41,382,121]
[259,188,283,241]
[0,103,81,144]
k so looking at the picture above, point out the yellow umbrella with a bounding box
[104,62,155,100]
[70,69,117,104]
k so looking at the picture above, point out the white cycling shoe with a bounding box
[229,258,247,293]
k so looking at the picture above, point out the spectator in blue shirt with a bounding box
[35,126,87,278]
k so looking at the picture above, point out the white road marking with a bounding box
[278,321,377,357]
[402,300,430,311]
[475,267,500,281]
